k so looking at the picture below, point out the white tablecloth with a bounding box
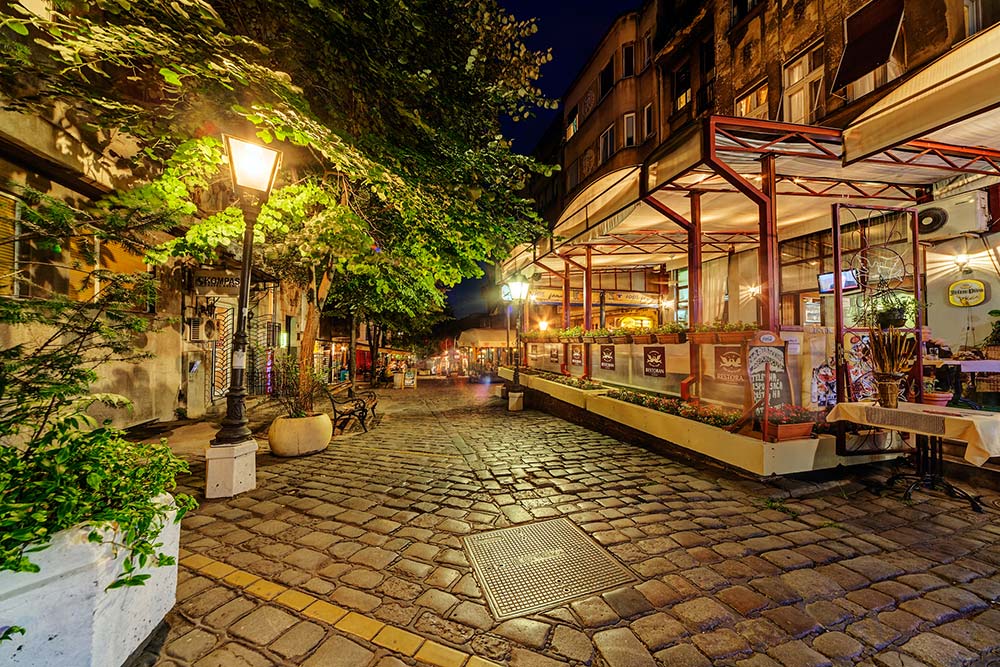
[826,401,1000,466]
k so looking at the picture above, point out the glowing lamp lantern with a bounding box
[539,321,549,331]
[224,135,281,193]
[502,272,531,398]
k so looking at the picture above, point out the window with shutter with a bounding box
[0,194,17,296]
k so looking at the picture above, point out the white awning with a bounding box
[457,328,510,348]
[843,22,1000,163]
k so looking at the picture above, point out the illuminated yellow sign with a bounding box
[948,279,987,307]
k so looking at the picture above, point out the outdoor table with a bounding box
[826,401,1000,512]
[924,359,1000,410]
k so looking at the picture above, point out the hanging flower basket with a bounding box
[654,332,687,344]
[688,332,717,345]
[762,420,814,442]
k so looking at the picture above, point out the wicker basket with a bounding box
[984,346,1000,360]
[975,373,1000,393]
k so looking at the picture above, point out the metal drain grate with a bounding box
[463,517,637,619]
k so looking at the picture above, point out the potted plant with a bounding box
[868,327,917,409]
[653,322,688,344]
[558,325,584,343]
[873,291,910,330]
[630,327,655,344]
[610,326,633,344]
[590,327,613,344]
[921,378,953,407]
[267,354,334,457]
[717,321,758,344]
[0,272,194,666]
[761,404,816,442]
[983,310,1000,360]
[688,322,719,345]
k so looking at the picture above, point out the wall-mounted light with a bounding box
[748,284,762,297]
[955,253,972,274]
[539,320,549,331]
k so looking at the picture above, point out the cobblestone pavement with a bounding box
[153,382,1000,667]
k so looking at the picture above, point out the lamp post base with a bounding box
[205,440,258,499]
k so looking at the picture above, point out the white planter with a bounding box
[586,396,900,476]
[508,391,524,411]
[0,495,180,667]
[530,376,608,408]
[268,413,333,457]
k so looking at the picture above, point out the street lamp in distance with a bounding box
[206,135,281,499]
[501,272,530,404]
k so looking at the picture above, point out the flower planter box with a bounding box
[654,332,687,344]
[585,395,899,476]
[0,495,180,667]
[762,421,814,442]
[631,334,654,344]
[611,335,632,344]
[717,331,755,344]
[559,336,583,343]
[688,332,717,344]
[531,375,607,408]
[595,336,613,344]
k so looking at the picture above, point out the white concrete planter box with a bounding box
[586,395,898,476]
[498,367,514,381]
[530,376,608,409]
[0,495,180,666]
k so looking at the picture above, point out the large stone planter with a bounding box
[268,413,333,457]
[530,376,607,409]
[0,495,180,666]
[586,396,899,476]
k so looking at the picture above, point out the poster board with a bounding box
[745,331,793,409]
[403,369,417,388]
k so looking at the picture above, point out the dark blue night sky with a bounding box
[448,0,642,318]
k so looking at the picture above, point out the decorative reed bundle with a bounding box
[867,327,917,375]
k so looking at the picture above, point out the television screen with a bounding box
[817,269,860,294]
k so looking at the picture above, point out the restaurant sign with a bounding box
[947,278,987,307]
[599,345,615,370]
[714,346,745,385]
[570,345,583,366]
[194,269,241,296]
[549,347,559,363]
[643,346,666,377]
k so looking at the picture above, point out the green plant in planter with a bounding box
[587,327,612,337]
[558,325,584,338]
[723,321,758,332]
[653,322,687,334]
[270,353,329,418]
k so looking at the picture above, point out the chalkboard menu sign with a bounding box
[746,331,793,407]
[403,369,416,388]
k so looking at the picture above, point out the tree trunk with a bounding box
[298,270,332,411]
[348,314,357,398]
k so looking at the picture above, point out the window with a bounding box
[623,43,636,78]
[599,59,615,99]
[600,124,615,163]
[735,82,769,119]
[673,65,692,112]
[964,0,1000,35]
[847,49,904,101]
[0,193,18,296]
[643,32,652,68]
[624,113,636,147]
[643,102,655,139]
[700,41,716,79]
[565,105,579,141]
[567,159,580,190]
[783,44,824,124]
[732,0,763,25]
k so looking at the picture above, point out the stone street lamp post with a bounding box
[205,135,281,499]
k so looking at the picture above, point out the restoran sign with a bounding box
[194,270,241,296]
[947,279,987,307]
[533,288,659,308]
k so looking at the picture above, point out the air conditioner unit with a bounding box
[917,191,989,242]
[188,317,218,342]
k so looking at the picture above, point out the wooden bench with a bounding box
[323,386,369,433]
[357,390,378,419]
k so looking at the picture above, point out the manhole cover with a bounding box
[463,517,636,619]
